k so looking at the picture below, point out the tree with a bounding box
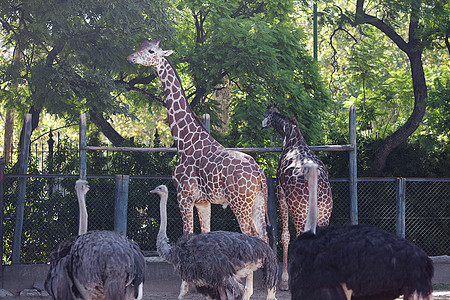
[0,0,173,149]
[125,0,331,155]
[317,0,450,175]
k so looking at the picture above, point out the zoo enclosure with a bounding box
[1,106,449,265]
[1,173,449,265]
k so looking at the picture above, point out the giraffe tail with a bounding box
[266,221,274,250]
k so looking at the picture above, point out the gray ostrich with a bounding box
[45,180,146,300]
[289,163,434,300]
[150,185,278,300]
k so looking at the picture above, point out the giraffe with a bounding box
[126,38,270,240]
[262,103,333,291]
[128,39,270,298]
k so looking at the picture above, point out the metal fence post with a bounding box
[114,175,129,236]
[266,177,277,251]
[12,114,32,264]
[202,114,211,133]
[396,177,406,238]
[79,114,87,181]
[0,157,5,280]
[349,105,358,224]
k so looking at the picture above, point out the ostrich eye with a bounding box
[148,49,154,54]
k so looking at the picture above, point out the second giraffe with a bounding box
[262,103,333,291]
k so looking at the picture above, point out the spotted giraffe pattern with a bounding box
[127,38,269,243]
[262,104,333,291]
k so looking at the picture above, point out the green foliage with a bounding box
[0,0,173,120]
[426,78,450,137]
[169,1,329,138]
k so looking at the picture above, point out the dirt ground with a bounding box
[141,289,450,300]
[5,288,450,300]
[142,288,292,299]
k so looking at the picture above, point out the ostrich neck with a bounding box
[304,165,318,234]
[76,188,88,235]
[156,58,219,153]
[157,193,172,260]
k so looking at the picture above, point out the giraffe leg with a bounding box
[278,188,290,291]
[178,280,189,299]
[177,195,194,234]
[195,201,211,233]
[177,194,194,299]
[252,189,269,243]
[231,205,259,237]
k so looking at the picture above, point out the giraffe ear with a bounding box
[162,50,173,57]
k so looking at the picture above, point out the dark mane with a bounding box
[274,111,304,139]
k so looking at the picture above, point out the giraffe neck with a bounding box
[155,58,219,152]
[271,113,307,149]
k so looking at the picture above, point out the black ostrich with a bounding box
[289,162,434,300]
[150,184,278,300]
[45,180,146,300]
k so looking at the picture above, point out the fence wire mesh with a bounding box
[2,175,449,264]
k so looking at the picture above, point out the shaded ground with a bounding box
[143,288,292,299]
[3,287,450,300]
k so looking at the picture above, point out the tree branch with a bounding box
[355,0,409,53]
[445,28,450,55]
[127,86,166,107]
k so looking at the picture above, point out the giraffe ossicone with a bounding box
[262,102,333,291]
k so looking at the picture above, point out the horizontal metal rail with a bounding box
[81,144,355,153]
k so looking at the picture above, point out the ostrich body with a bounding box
[150,185,278,300]
[45,180,145,300]
[289,163,434,300]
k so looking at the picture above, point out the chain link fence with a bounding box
[2,175,449,264]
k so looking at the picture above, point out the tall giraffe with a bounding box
[262,103,333,291]
[127,38,269,240]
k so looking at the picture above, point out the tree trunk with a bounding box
[214,76,231,134]
[373,50,427,174]
[355,1,428,175]
[89,110,125,146]
[18,105,41,152]
[3,110,15,165]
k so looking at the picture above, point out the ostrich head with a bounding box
[150,184,168,197]
[75,180,90,195]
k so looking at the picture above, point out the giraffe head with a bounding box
[127,37,174,67]
[262,103,279,128]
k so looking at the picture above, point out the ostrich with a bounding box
[150,185,278,300]
[289,162,434,300]
[45,179,146,300]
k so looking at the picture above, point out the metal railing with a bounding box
[1,174,448,264]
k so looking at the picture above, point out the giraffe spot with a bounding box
[174,111,184,120]
[193,151,201,160]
